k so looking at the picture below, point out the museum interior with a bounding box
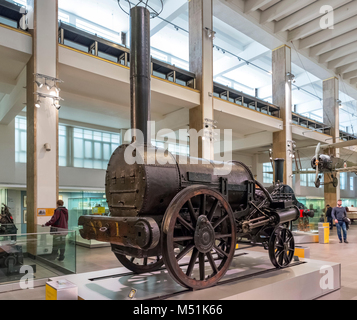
[0,0,357,301]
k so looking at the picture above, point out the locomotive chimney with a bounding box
[130,6,151,145]
[274,158,285,184]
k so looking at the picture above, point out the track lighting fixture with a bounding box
[205,27,216,40]
[286,72,296,83]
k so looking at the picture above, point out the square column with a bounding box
[323,77,340,207]
[26,0,59,234]
[272,45,293,187]
[188,0,214,160]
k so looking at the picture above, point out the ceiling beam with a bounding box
[244,0,273,14]
[319,40,357,64]
[0,67,26,125]
[342,70,357,80]
[300,15,357,50]
[349,77,357,85]
[336,62,357,75]
[309,29,357,57]
[328,52,357,69]
[285,0,353,39]
[260,0,311,25]
[150,1,187,36]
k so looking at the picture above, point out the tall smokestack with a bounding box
[274,158,285,183]
[130,6,151,145]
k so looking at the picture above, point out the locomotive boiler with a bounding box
[79,4,300,290]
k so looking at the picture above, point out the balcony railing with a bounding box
[213,82,281,118]
[339,130,357,141]
[292,112,331,135]
[58,21,196,89]
[0,0,26,29]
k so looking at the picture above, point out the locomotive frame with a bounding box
[78,4,301,291]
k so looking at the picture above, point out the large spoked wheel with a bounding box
[269,226,295,269]
[162,185,236,290]
[114,253,164,274]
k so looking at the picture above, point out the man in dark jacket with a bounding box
[332,200,348,244]
[43,200,69,261]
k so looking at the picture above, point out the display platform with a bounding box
[293,231,319,244]
[47,250,341,300]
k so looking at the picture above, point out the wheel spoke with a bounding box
[199,194,206,216]
[283,251,289,265]
[281,228,287,242]
[186,248,199,277]
[213,245,228,258]
[207,199,219,222]
[187,199,197,227]
[177,216,195,233]
[173,236,194,242]
[175,243,194,262]
[199,253,205,281]
[275,249,284,259]
[212,214,228,229]
[130,257,135,263]
[143,258,148,266]
[206,251,218,274]
[278,249,284,266]
[215,233,232,239]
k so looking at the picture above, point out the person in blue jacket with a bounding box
[332,200,348,244]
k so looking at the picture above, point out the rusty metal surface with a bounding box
[161,185,236,290]
[78,215,160,250]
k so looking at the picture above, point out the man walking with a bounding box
[332,200,348,244]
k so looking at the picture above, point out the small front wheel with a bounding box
[268,226,295,269]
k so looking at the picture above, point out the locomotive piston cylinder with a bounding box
[243,206,299,233]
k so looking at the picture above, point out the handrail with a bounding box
[58,21,196,89]
[292,112,331,135]
[213,82,281,118]
[0,0,26,28]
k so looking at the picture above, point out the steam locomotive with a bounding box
[78,6,302,290]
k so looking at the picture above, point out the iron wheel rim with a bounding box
[115,253,164,273]
[269,226,295,269]
[162,185,236,290]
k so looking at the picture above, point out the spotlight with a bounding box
[54,85,61,94]
[286,72,296,83]
[53,99,61,110]
[45,80,51,90]
[35,99,41,108]
[35,80,43,89]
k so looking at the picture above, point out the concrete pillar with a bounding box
[188,0,214,160]
[26,0,59,235]
[323,77,340,207]
[272,45,293,187]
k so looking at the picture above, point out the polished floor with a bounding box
[1,224,357,300]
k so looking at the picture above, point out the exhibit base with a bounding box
[47,250,341,300]
[293,231,319,244]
